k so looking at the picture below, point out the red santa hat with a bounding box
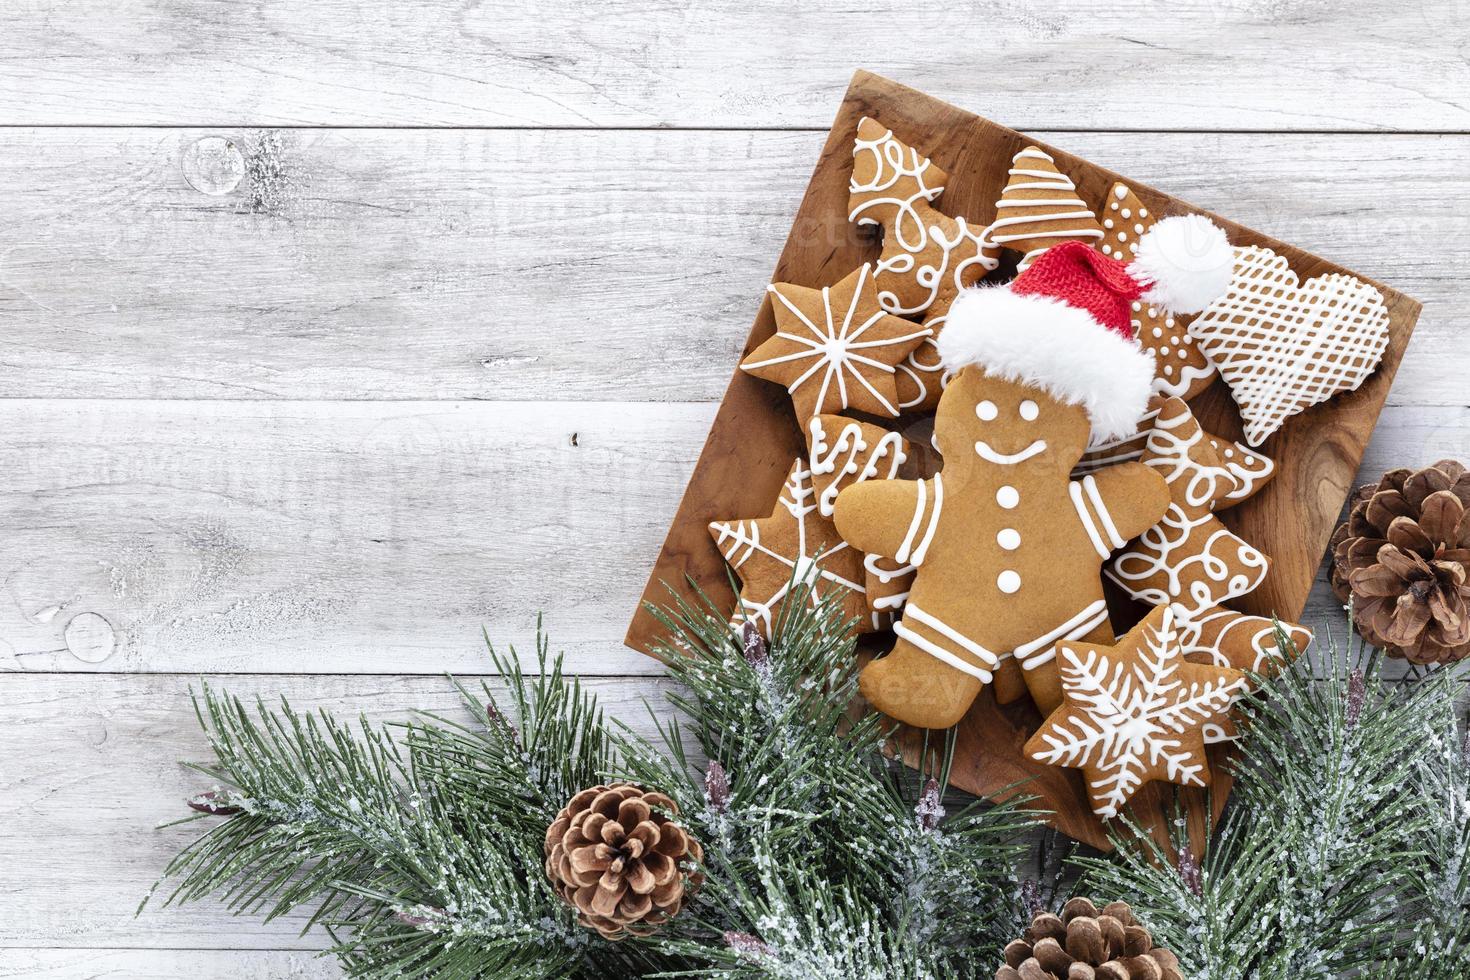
[939,214,1233,442]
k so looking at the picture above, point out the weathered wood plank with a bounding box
[0,673,676,949]
[0,399,713,676]
[0,7,1466,131]
[0,128,1461,404]
[0,397,1447,677]
[0,949,339,979]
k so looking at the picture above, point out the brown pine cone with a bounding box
[998,897,1183,980]
[544,783,704,940]
[1328,460,1470,663]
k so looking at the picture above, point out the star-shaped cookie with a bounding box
[1025,604,1247,819]
[740,263,931,421]
[708,457,874,639]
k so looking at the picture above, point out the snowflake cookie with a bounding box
[741,263,932,422]
[708,458,878,640]
[1025,604,1248,819]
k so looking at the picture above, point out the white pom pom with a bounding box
[1128,214,1233,314]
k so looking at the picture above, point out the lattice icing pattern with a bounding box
[1187,246,1391,447]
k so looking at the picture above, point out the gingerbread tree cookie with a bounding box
[740,263,931,421]
[1106,397,1271,620]
[846,119,1000,411]
[990,146,1103,272]
[708,458,875,639]
[1100,184,1217,401]
[1025,604,1248,819]
[849,116,948,246]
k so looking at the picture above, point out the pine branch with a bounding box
[1077,624,1469,978]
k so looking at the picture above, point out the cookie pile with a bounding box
[711,119,1383,821]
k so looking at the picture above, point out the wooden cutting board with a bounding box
[624,69,1421,851]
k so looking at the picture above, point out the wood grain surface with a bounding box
[627,71,1420,849]
[0,2,1465,970]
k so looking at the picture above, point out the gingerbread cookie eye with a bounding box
[1019,399,1039,421]
[976,400,998,421]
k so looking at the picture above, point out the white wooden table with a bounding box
[0,3,1466,976]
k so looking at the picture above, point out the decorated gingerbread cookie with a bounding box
[740,264,932,421]
[831,226,1242,727]
[1207,433,1275,507]
[1178,605,1312,677]
[1100,184,1217,401]
[990,146,1103,272]
[806,415,916,621]
[709,458,876,639]
[1188,245,1391,446]
[849,116,948,246]
[1106,397,1271,620]
[1025,604,1248,819]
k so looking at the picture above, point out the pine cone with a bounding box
[544,783,703,940]
[1329,460,1470,663]
[998,898,1183,980]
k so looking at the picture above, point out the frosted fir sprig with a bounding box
[1077,622,1470,979]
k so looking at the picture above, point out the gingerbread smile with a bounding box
[974,439,1048,465]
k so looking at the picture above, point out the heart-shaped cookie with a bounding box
[1187,246,1391,446]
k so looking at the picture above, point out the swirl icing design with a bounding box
[1187,245,1391,447]
[1105,398,1271,620]
[989,146,1103,272]
[806,415,909,518]
[848,116,947,249]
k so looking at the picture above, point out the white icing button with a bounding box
[1118,231,1128,242]
[997,485,1020,509]
[1131,301,1142,312]
[1147,307,1157,317]
[1151,326,1163,338]
[976,400,998,421]
[1163,363,1174,376]
[1114,186,1127,200]
[997,570,1021,594]
[1178,348,1189,359]
[997,528,1021,550]
[1140,207,1149,217]
[1111,201,1120,210]
[1102,244,1113,255]
[1104,218,1115,228]
[1121,208,1131,218]
[1019,399,1039,421]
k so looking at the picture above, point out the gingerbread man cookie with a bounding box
[1025,604,1247,819]
[740,263,931,421]
[1106,398,1271,620]
[709,458,875,639]
[990,146,1103,272]
[834,367,1169,726]
[1100,183,1216,401]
